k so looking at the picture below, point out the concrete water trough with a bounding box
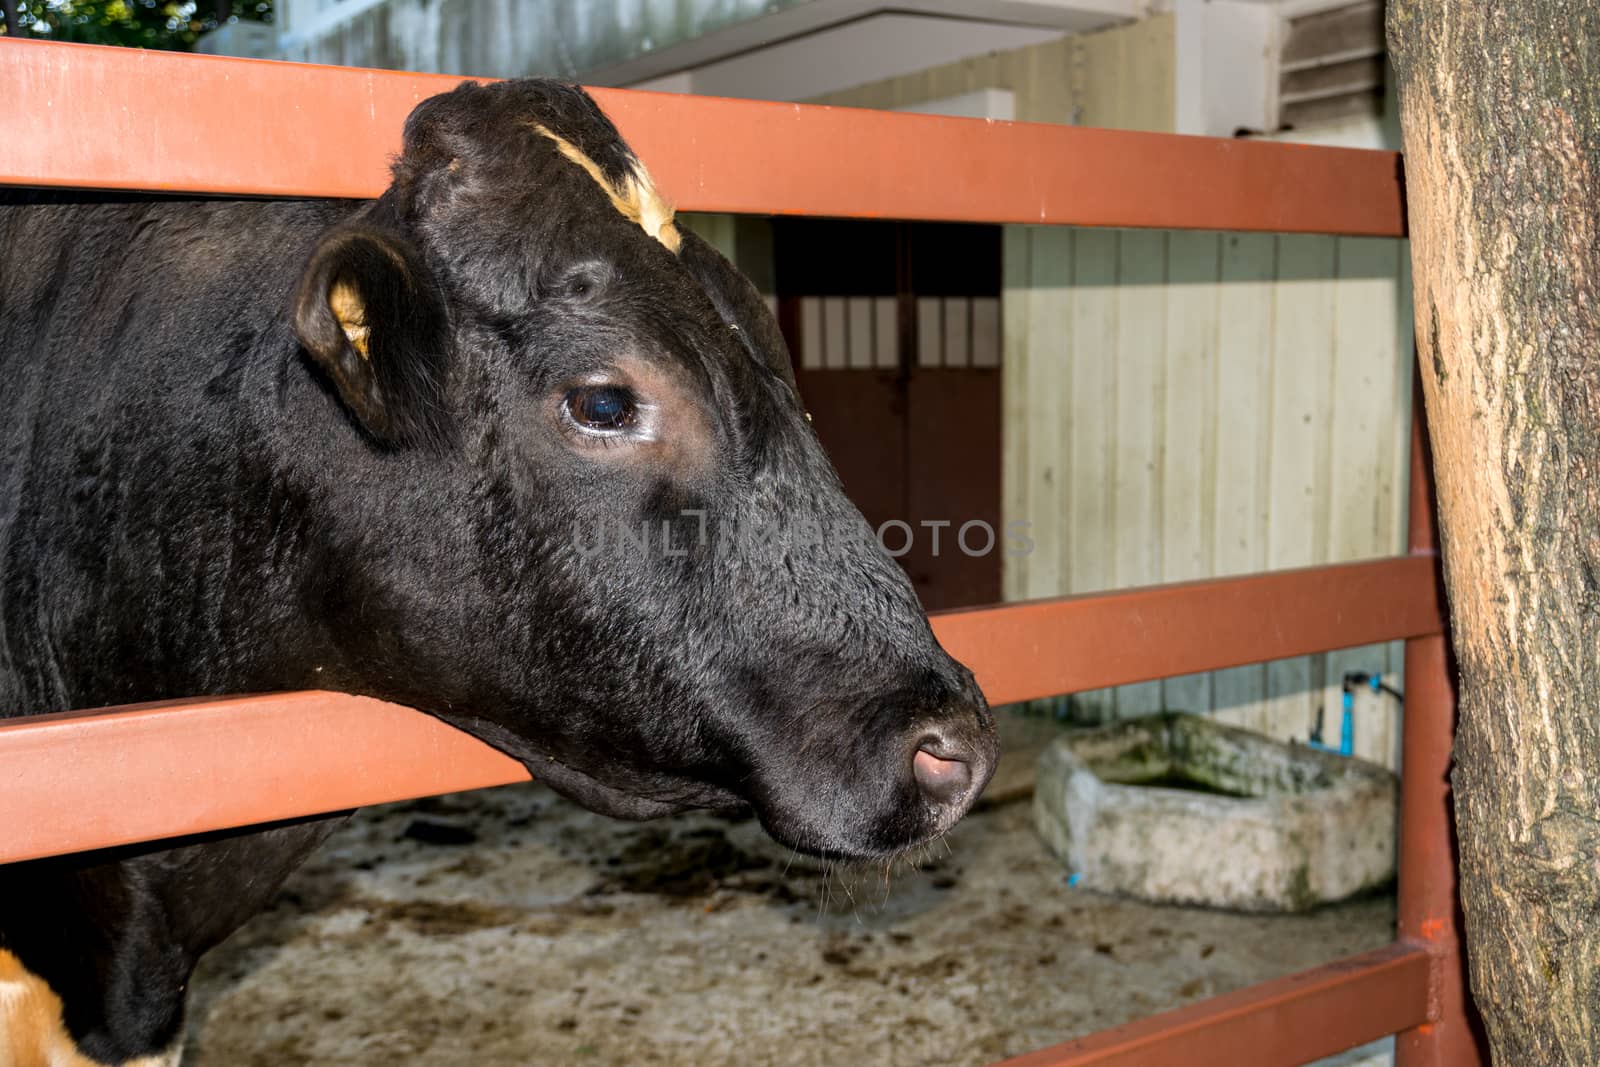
[1034,712,1397,913]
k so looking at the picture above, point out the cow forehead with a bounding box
[527,122,681,254]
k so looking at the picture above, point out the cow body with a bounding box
[0,81,995,1064]
[0,193,388,1064]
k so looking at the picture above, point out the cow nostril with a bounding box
[913,746,973,805]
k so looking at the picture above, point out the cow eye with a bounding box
[564,385,637,434]
[541,262,609,303]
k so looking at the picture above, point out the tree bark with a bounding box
[1389,2,1600,1063]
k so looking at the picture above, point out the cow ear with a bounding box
[293,224,452,448]
[675,229,798,392]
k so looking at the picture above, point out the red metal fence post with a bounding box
[1394,368,1485,1066]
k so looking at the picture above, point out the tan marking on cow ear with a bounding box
[0,948,182,1067]
[328,281,371,360]
[528,122,681,253]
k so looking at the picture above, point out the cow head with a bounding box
[287,80,996,860]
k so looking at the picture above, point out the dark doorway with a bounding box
[774,220,1002,611]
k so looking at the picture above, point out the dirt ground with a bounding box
[181,719,1395,1067]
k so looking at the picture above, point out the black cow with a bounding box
[0,80,996,1065]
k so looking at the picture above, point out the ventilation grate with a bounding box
[1278,1,1385,130]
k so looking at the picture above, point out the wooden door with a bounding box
[776,220,1002,611]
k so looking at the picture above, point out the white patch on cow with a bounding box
[127,1045,182,1067]
[528,123,682,253]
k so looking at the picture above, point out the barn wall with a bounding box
[273,0,805,79]
[1003,228,1413,766]
[810,15,1413,769]
[806,14,1173,128]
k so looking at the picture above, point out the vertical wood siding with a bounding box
[1002,227,1414,767]
[804,15,1176,131]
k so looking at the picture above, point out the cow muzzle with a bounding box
[905,677,998,831]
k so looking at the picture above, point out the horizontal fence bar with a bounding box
[940,555,1444,706]
[0,693,530,865]
[996,942,1432,1067]
[0,40,1406,236]
[0,557,1439,864]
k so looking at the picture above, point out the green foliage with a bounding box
[2,1,272,50]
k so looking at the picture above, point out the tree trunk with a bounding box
[1389,2,1600,1062]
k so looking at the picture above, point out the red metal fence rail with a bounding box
[1,40,1404,235]
[0,36,1475,1067]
